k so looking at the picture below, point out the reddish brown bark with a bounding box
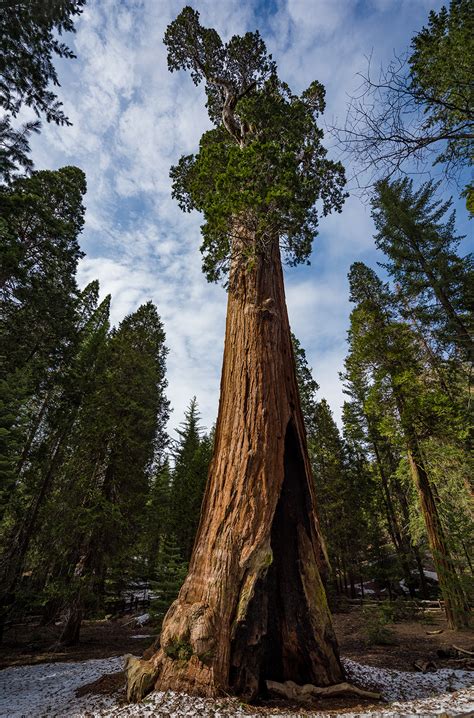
[128,236,343,701]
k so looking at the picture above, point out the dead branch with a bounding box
[453,645,474,657]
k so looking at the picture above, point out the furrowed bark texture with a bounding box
[136,236,343,701]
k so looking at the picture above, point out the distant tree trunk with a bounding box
[59,550,92,646]
[128,234,343,701]
[407,442,470,629]
[369,433,416,596]
[59,601,83,646]
[0,424,71,641]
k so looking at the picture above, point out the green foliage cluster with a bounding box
[363,605,396,646]
[0,1,85,180]
[165,7,346,283]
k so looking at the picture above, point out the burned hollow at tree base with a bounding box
[229,420,343,700]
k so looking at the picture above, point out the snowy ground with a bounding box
[1,655,473,718]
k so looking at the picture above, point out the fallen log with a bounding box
[266,679,381,703]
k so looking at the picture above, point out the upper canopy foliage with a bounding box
[0,0,85,125]
[164,7,346,283]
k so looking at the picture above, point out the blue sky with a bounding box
[28,0,469,432]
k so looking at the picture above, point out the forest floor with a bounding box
[0,607,473,717]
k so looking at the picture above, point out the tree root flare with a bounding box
[124,654,160,702]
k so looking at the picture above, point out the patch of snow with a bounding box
[342,657,473,702]
[0,655,472,717]
[398,580,409,594]
[130,634,154,639]
[0,656,122,718]
[134,613,150,626]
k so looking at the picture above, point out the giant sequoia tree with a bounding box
[126,6,346,703]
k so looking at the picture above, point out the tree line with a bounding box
[0,1,213,644]
[0,0,471,656]
[294,176,472,629]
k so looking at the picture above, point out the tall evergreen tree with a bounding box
[0,0,85,179]
[169,398,212,561]
[292,334,319,438]
[0,287,111,638]
[347,261,470,628]
[372,177,473,358]
[43,301,169,645]
[127,7,346,702]
[0,166,86,525]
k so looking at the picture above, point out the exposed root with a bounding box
[266,679,381,703]
[124,654,160,702]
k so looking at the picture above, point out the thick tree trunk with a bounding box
[128,237,342,701]
[407,442,470,629]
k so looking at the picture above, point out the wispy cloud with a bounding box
[30,0,454,430]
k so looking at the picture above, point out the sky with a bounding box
[28,0,468,434]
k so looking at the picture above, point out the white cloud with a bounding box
[30,0,448,432]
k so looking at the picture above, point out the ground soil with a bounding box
[0,617,155,669]
[0,605,472,673]
[333,606,473,671]
[1,607,472,716]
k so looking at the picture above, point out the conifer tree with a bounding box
[54,302,169,645]
[347,261,470,628]
[127,7,346,702]
[341,360,427,596]
[292,334,319,437]
[372,178,473,358]
[169,398,213,561]
[151,536,188,628]
[144,460,173,579]
[0,288,111,638]
[0,0,85,180]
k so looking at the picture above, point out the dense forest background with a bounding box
[0,0,472,646]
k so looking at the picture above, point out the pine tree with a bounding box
[341,360,427,597]
[372,178,473,359]
[347,261,470,628]
[292,334,319,438]
[144,460,173,580]
[0,288,111,638]
[0,166,88,605]
[169,398,212,561]
[53,302,169,645]
[151,536,188,628]
[0,0,85,180]
[0,166,86,385]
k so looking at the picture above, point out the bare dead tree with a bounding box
[329,52,473,195]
